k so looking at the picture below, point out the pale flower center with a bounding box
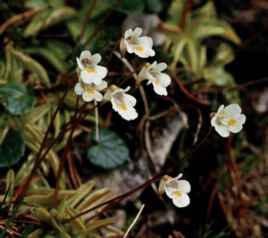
[83,84,96,95]
[85,66,96,73]
[172,190,182,198]
[154,78,161,86]
[118,102,128,111]
[227,118,237,127]
[134,46,144,53]
[114,93,128,112]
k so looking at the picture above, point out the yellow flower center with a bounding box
[83,84,95,95]
[172,190,182,198]
[118,102,128,111]
[227,118,237,127]
[155,79,160,86]
[85,66,96,73]
[135,46,144,53]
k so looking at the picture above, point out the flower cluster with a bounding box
[74,28,247,210]
[74,27,172,120]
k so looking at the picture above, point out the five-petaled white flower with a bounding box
[138,61,171,96]
[163,174,191,208]
[120,27,155,58]
[105,85,138,121]
[76,50,108,85]
[74,80,107,102]
[211,104,246,138]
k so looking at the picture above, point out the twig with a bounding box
[94,101,100,142]
[193,108,202,145]
[123,204,145,238]
[198,77,268,94]
[179,0,193,28]
[173,76,210,106]
[139,86,150,116]
[113,51,138,79]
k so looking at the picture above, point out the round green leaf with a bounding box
[87,129,130,170]
[0,129,25,168]
[0,82,35,115]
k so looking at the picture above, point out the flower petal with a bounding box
[226,113,245,133]
[80,50,92,60]
[125,41,135,54]
[177,180,191,193]
[238,114,246,124]
[164,181,178,199]
[225,104,241,115]
[119,107,138,121]
[228,123,243,133]
[215,124,230,138]
[124,29,134,39]
[80,70,97,84]
[95,65,108,80]
[211,115,217,127]
[74,82,83,95]
[124,94,137,107]
[134,36,155,58]
[157,62,167,71]
[152,83,168,96]
[91,53,102,65]
[76,58,84,69]
[134,27,143,36]
[158,73,171,87]
[139,36,153,48]
[172,194,190,208]
[96,81,108,91]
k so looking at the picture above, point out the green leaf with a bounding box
[11,48,50,87]
[24,9,51,37]
[24,7,76,37]
[25,46,68,73]
[0,82,35,115]
[87,129,130,170]
[0,129,25,168]
[190,19,241,44]
[42,6,76,29]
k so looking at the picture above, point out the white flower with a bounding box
[76,50,108,85]
[211,104,246,138]
[122,14,166,46]
[120,27,155,58]
[105,85,138,121]
[138,61,171,96]
[74,80,107,102]
[163,174,191,208]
